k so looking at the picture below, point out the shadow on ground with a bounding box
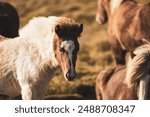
[45,84,96,100]
[0,85,96,100]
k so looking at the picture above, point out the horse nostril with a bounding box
[66,72,70,80]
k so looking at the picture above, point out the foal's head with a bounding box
[54,21,83,81]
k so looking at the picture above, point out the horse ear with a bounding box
[55,25,63,37]
[78,23,83,35]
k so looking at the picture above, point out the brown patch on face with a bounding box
[55,23,83,40]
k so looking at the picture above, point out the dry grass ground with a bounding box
[0,0,149,99]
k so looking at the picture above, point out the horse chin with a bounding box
[65,77,74,81]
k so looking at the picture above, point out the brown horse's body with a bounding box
[96,44,150,100]
[96,0,150,64]
[96,65,150,100]
[0,2,19,38]
[96,66,138,100]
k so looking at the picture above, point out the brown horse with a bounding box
[96,44,150,100]
[0,2,19,38]
[96,0,150,65]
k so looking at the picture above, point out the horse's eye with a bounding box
[59,47,65,53]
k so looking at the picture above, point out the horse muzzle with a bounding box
[65,71,76,81]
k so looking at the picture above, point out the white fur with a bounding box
[61,40,75,77]
[139,75,150,100]
[110,0,123,14]
[19,16,59,67]
[0,16,77,99]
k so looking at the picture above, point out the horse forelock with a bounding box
[53,17,82,39]
[50,16,81,53]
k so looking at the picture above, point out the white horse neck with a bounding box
[19,17,55,40]
[19,16,59,67]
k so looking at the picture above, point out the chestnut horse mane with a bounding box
[126,44,150,87]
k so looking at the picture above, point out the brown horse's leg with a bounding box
[95,86,102,100]
[95,74,103,100]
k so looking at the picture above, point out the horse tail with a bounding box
[126,47,150,88]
